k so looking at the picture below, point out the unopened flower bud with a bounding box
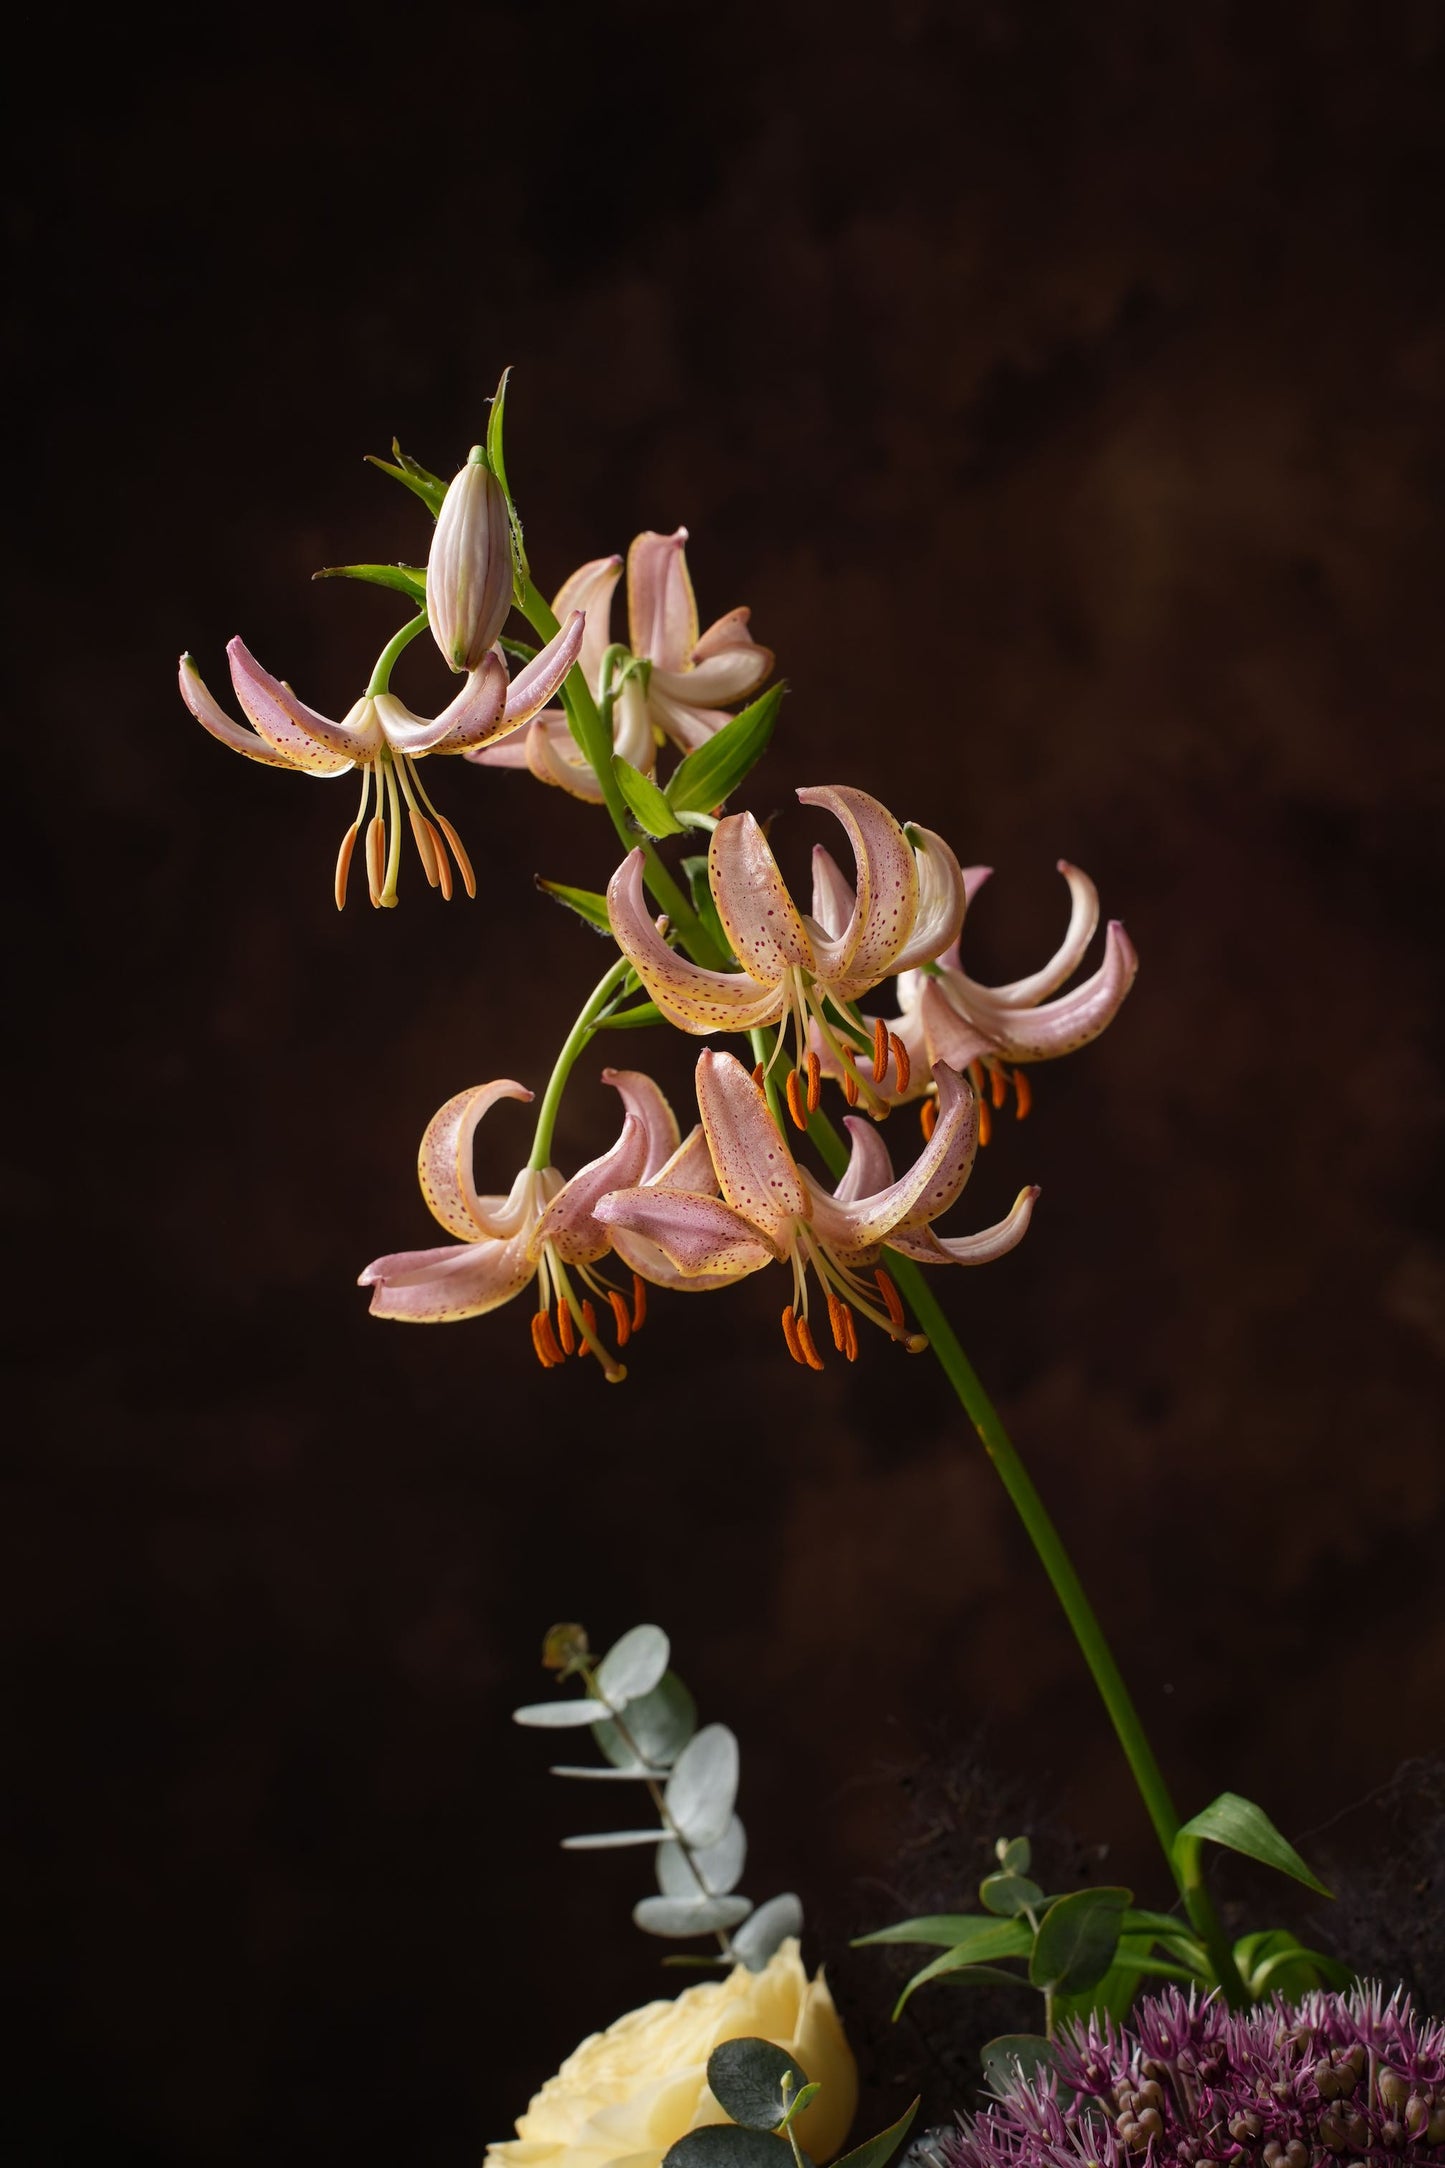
[1318,2108,1347,2151]
[426,446,514,671]
[1231,2113,1264,2142]
[1379,2072,1410,2112]
[1404,2096,1429,2138]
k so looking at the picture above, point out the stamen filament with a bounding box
[365,809,386,907]
[380,754,404,907]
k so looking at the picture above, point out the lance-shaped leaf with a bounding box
[666,685,784,815]
[634,1892,753,1938]
[365,440,448,517]
[1173,1792,1332,1897]
[707,2037,811,2131]
[592,1669,697,1770]
[537,879,614,934]
[596,1623,671,1708]
[854,1913,1029,1951]
[892,1922,1033,2015]
[832,2098,920,2168]
[665,1724,740,1848]
[615,755,686,837]
[313,562,428,602]
[1028,1886,1131,1995]
[731,1893,804,1971]
[513,1697,612,1727]
[657,1814,746,1898]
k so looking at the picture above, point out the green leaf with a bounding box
[1174,1792,1332,1898]
[979,2037,1057,2096]
[614,757,686,838]
[1233,1927,1350,1996]
[854,1912,1018,1950]
[781,2082,822,2127]
[536,879,614,934]
[891,1925,1033,2016]
[832,2098,920,2168]
[707,2038,810,2131]
[666,685,784,814]
[365,441,448,517]
[979,1872,1046,1917]
[313,562,428,602]
[996,1837,1032,1875]
[486,366,515,503]
[664,2129,803,2168]
[599,1001,665,1031]
[1029,1887,1131,1995]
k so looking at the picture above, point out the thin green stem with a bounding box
[366,609,429,696]
[528,955,634,1170]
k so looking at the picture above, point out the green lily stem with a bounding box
[516,577,726,968]
[366,609,430,697]
[528,955,634,1170]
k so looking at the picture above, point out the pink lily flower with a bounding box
[469,527,772,801]
[595,1049,1038,1370]
[876,860,1139,1140]
[177,609,583,907]
[606,785,967,1122]
[358,1066,697,1382]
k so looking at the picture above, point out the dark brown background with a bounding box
[6,4,1443,2162]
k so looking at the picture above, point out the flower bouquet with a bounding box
[178,376,1440,2167]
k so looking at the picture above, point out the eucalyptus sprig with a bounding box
[514,1622,802,1970]
[661,2038,918,2168]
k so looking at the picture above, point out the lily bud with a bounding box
[426,446,513,671]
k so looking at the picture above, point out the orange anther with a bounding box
[841,1305,859,1362]
[1013,1067,1033,1120]
[889,1033,911,1095]
[990,1063,1007,1110]
[968,1059,985,1094]
[872,1016,889,1081]
[978,1099,993,1148]
[556,1299,576,1356]
[920,1096,938,1143]
[366,811,386,907]
[334,822,359,911]
[434,815,476,898]
[408,806,440,887]
[826,1288,849,1352]
[781,1304,807,1365]
[531,1310,563,1368]
[806,1048,822,1113]
[875,1267,906,1330]
[795,1313,826,1371]
[785,1069,808,1130]
[752,1061,765,1086]
[581,1299,599,1349]
[607,1288,632,1347]
[631,1273,647,1332]
[428,817,454,900]
[842,1064,860,1107]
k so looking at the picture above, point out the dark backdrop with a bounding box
[7,5,1443,2163]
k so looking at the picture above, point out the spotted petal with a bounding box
[553,554,622,692]
[227,638,370,771]
[179,655,302,771]
[627,528,699,672]
[990,861,1102,1005]
[593,1185,775,1284]
[888,1185,1040,1265]
[831,1115,897,1204]
[796,785,919,998]
[374,656,507,756]
[600,1067,682,1179]
[708,813,817,984]
[891,825,967,971]
[531,1112,652,1264]
[801,1062,978,1255]
[607,850,784,1032]
[939,922,1139,1063]
[499,609,587,730]
[694,1049,808,1252]
[416,1080,535,1239]
[358,1231,537,1322]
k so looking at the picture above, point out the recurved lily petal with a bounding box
[417,1080,536,1239]
[372,656,507,757]
[989,861,1101,1005]
[359,1227,538,1322]
[801,1062,978,1254]
[607,850,785,1032]
[891,825,968,971]
[649,639,773,710]
[649,1123,720,1195]
[809,844,857,943]
[593,1185,776,1284]
[627,527,699,672]
[227,638,371,771]
[601,1066,682,1178]
[554,554,622,690]
[708,813,817,983]
[888,1185,1040,1266]
[178,655,302,771]
[694,1048,809,1252]
[944,922,1140,1063]
[831,1114,898,1204]
[531,1111,653,1264]
[498,609,587,730]
[796,785,919,995]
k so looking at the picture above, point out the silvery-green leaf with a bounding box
[730,1893,804,1971]
[707,2037,810,2130]
[593,1671,696,1771]
[634,1893,753,1938]
[596,1624,670,1709]
[1029,1887,1131,1995]
[549,1763,654,1781]
[657,1815,746,1898]
[664,2130,804,2168]
[562,1827,674,1850]
[513,1699,611,1728]
[666,1724,739,1849]
[996,1836,1032,1876]
[979,1871,1045,1917]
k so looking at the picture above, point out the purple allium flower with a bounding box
[935,1986,1445,2168]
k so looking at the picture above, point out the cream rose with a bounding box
[487,1938,858,2168]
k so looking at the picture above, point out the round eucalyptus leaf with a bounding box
[513,1698,612,1728]
[634,1892,754,1938]
[996,1836,1032,1876]
[707,2037,811,2130]
[549,1763,654,1781]
[593,1670,697,1771]
[657,1815,747,1898]
[664,2128,806,2168]
[666,1724,739,1848]
[1029,1886,1130,1994]
[562,1827,672,1850]
[730,1893,804,1972]
[980,2035,1057,2097]
[978,1871,1045,1917]
[596,1624,671,1709]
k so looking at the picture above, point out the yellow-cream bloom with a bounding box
[486,1939,856,2168]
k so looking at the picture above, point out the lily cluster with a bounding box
[178,396,1138,1377]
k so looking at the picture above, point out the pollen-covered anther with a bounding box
[872,1016,890,1081]
[794,1312,825,1371]
[784,1069,808,1131]
[919,1096,938,1143]
[841,1306,859,1361]
[751,1061,766,1087]
[408,807,441,887]
[875,1267,906,1331]
[579,1298,599,1355]
[607,1288,632,1347]
[630,1273,647,1332]
[1013,1067,1033,1119]
[434,815,476,898]
[842,1064,860,1107]
[978,1098,993,1147]
[990,1063,1007,1111]
[889,1032,911,1094]
[335,823,361,910]
[781,1304,807,1365]
[826,1288,849,1352]
[531,1309,565,1368]
[806,1048,822,1113]
[556,1299,577,1356]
